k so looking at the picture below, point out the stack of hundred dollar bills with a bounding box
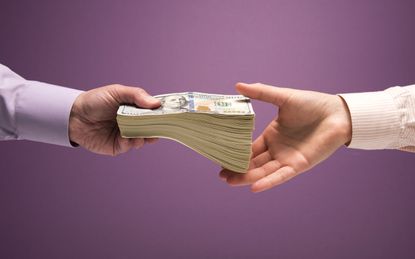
[116,92,255,172]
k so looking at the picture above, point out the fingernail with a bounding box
[219,171,226,180]
[219,174,227,182]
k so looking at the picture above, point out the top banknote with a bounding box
[117,92,255,116]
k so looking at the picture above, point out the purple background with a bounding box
[1,0,415,258]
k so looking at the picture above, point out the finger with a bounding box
[115,135,134,155]
[236,82,293,106]
[251,135,267,157]
[250,151,272,169]
[218,170,227,182]
[131,138,145,149]
[111,85,161,109]
[145,137,159,144]
[251,166,297,193]
[219,168,234,179]
[226,160,281,186]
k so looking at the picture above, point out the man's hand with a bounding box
[220,83,352,192]
[69,84,160,156]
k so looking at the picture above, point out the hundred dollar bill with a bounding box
[117,92,254,116]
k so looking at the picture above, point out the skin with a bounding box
[219,82,352,193]
[67,82,352,192]
[69,84,161,156]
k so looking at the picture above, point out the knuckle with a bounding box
[105,84,122,93]
[135,87,147,95]
[111,83,123,88]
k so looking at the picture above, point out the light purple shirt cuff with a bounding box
[15,81,83,147]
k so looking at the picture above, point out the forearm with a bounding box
[339,84,415,151]
[0,64,83,146]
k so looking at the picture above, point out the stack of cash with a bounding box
[116,92,255,173]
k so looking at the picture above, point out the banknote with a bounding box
[116,92,255,172]
[117,92,254,116]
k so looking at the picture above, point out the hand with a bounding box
[69,84,161,156]
[220,83,352,192]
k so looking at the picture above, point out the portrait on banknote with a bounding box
[159,94,189,112]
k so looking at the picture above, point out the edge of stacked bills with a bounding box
[116,92,255,173]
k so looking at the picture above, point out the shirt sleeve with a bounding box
[339,85,415,151]
[0,63,84,147]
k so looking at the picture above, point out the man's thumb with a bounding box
[114,85,160,109]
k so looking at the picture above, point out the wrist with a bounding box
[334,95,352,145]
[68,93,85,147]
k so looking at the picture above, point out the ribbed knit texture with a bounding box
[340,85,415,151]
